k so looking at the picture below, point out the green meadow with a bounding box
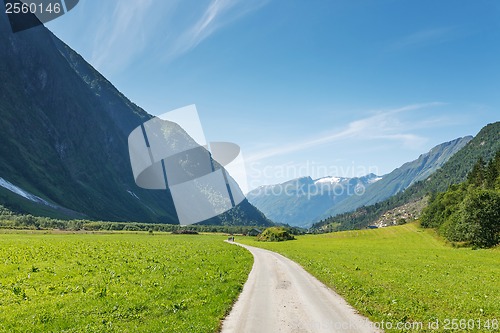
[239,223,500,332]
[1,225,498,333]
[0,232,252,333]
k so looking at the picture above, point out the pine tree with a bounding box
[467,157,486,187]
[486,151,500,190]
[460,189,500,248]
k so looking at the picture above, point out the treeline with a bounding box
[0,206,264,234]
[421,151,500,248]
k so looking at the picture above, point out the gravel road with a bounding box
[221,242,381,333]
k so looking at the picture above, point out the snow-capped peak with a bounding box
[314,176,344,184]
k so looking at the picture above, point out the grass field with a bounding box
[0,231,252,333]
[239,223,500,332]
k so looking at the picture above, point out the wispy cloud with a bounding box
[389,26,459,51]
[91,0,158,73]
[245,102,447,163]
[165,0,268,61]
[88,0,268,74]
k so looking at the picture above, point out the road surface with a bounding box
[221,242,381,333]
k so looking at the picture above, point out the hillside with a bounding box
[322,136,472,218]
[421,150,500,247]
[0,8,269,226]
[314,122,500,231]
[247,174,380,228]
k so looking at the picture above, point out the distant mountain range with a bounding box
[0,9,270,226]
[313,122,500,231]
[249,137,472,227]
[321,136,472,218]
[247,174,381,228]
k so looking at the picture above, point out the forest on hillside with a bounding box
[421,151,500,248]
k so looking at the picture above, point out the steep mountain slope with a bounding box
[322,136,472,218]
[247,174,380,228]
[419,123,500,193]
[313,122,500,231]
[0,8,269,226]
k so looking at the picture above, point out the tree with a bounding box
[485,151,500,190]
[467,157,486,187]
[420,184,465,229]
[460,189,500,248]
[420,151,500,247]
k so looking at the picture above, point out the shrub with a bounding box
[256,227,295,242]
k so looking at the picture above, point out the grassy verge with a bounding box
[238,223,499,332]
[0,232,252,333]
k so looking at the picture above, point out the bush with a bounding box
[421,185,465,229]
[256,227,295,242]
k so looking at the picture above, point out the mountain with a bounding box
[321,136,472,218]
[313,122,500,231]
[417,123,500,194]
[247,174,381,228]
[248,136,471,228]
[0,8,270,226]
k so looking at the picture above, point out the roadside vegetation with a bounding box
[256,227,295,242]
[239,223,499,332]
[0,232,252,332]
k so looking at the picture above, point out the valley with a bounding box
[2,223,497,333]
[0,1,499,332]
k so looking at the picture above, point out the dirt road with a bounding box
[221,243,381,333]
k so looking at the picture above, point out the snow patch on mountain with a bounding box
[314,176,343,184]
[127,190,140,200]
[368,176,383,184]
[0,177,58,209]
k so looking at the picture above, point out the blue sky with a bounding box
[47,0,500,190]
